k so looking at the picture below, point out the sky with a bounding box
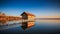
[0,0,60,18]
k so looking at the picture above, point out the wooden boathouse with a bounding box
[21,12,35,29]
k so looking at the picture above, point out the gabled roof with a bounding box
[21,12,35,17]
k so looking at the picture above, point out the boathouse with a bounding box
[21,12,35,29]
[21,12,35,21]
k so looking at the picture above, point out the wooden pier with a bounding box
[0,13,21,25]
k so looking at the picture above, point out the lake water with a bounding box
[0,20,60,34]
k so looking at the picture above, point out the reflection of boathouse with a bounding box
[21,21,35,30]
[21,12,35,21]
[21,12,35,30]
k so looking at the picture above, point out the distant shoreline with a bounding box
[35,18,60,20]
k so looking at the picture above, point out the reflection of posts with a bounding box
[21,21,35,30]
[0,20,7,26]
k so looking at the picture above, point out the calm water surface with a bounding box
[0,20,60,34]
